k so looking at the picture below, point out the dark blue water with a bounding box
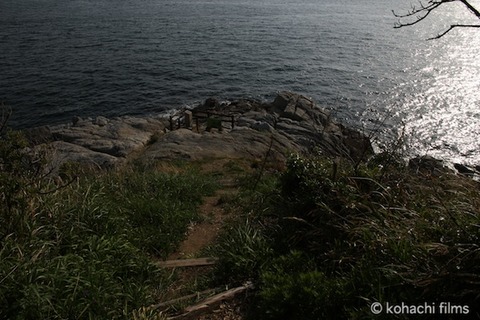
[1,0,479,164]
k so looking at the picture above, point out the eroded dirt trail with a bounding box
[168,189,234,260]
[156,159,251,320]
[167,158,247,260]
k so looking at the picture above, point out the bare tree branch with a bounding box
[428,23,480,39]
[393,0,455,27]
[393,0,480,39]
[460,0,480,18]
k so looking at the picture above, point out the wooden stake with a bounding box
[168,282,254,320]
[155,257,218,268]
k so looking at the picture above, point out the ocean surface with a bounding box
[1,0,479,164]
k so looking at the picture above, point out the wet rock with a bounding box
[203,97,221,109]
[340,124,374,161]
[409,156,450,174]
[72,116,82,126]
[271,91,330,126]
[94,116,109,127]
[454,163,476,175]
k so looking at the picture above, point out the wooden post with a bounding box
[170,116,174,131]
[231,115,234,129]
[184,110,193,129]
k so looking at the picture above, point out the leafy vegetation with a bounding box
[0,128,216,319]
[2,106,479,319]
[212,153,480,319]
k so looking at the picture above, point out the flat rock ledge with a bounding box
[30,92,373,170]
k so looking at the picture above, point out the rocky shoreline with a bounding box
[26,92,371,169]
[24,91,480,178]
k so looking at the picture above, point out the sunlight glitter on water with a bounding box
[400,29,480,165]
[1,0,479,165]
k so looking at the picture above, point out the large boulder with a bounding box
[38,115,167,169]
[47,141,120,168]
[270,91,331,126]
[408,156,451,175]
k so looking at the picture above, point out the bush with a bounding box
[256,251,347,320]
[277,154,480,318]
[214,153,480,319]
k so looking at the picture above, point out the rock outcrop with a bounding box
[144,92,372,163]
[33,115,167,169]
[34,92,373,169]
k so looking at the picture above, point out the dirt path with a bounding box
[158,159,251,319]
[168,188,234,260]
[168,158,249,260]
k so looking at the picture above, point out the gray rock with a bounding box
[236,117,256,128]
[339,124,374,161]
[46,141,120,169]
[94,116,109,127]
[409,156,450,174]
[271,91,330,126]
[283,101,310,122]
[251,121,274,132]
[33,92,373,169]
[42,116,166,167]
[271,92,292,113]
[72,116,82,126]
[454,163,476,175]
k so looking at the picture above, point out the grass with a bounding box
[2,122,479,319]
[0,130,217,319]
[210,153,480,319]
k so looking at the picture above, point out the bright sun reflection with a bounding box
[391,4,480,165]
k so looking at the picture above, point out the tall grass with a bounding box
[0,130,216,319]
[213,153,480,319]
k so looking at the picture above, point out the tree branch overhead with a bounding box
[393,0,480,39]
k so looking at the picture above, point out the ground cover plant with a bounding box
[0,128,216,319]
[2,105,479,319]
[213,153,480,319]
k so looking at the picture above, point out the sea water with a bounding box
[0,0,479,164]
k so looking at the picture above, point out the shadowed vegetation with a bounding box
[2,110,479,319]
[212,153,480,319]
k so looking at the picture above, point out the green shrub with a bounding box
[274,154,480,318]
[0,235,159,319]
[257,251,347,320]
[214,152,480,319]
[206,118,222,132]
